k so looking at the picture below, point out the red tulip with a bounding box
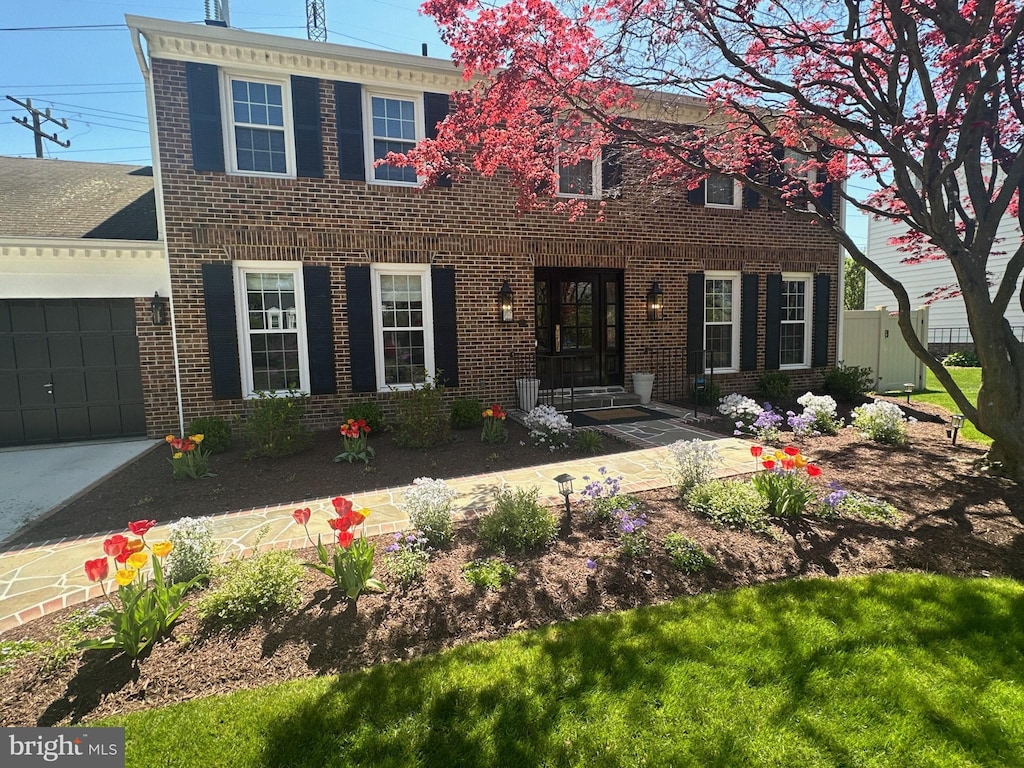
[337,530,354,548]
[328,516,347,532]
[807,464,822,477]
[292,508,311,526]
[783,445,800,456]
[750,445,763,458]
[781,458,795,471]
[127,519,156,537]
[84,557,109,582]
[332,496,353,516]
[762,459,776,470]
[102,534,128,558]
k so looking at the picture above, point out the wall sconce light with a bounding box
[646,281,664,321]
[947,413,965,445]
[150,291,168,326]
[499,280,514,323]
[555,472,574,529]
[903,382,914,404]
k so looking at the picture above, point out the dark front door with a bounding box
[534,269,623,388]
[0,299,146,445]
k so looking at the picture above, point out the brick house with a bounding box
[125,14,842,438]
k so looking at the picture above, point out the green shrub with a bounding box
[664,533,714,574]
[757,372,792,401]
[943,350,980,367]
[477,486,558,554]
[186,415,233,454]
[574,429,604,455]
[243,391,312,459]
[837,491,900,523]
[687,479,770,532]
[851,400,910,445]
[392,375,451,448]
[589,493,641,525]
[196,550,303,628]
[823,362,875,401]
[384,532,431,587]
[450,398,483,429]
[343,401,385,433]
[462,558,516,591]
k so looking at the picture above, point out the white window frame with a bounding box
[363,89,424,187]
[704,271,741,373]
[704,174,741,209]
[779,273,813,370]
[370,263,435,391]
[233,262,310,398]
[783,148,814,210]
[555,150,602,199]
[220,72,296,178]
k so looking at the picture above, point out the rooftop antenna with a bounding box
[307,0,327,42]
[204,0,230,26]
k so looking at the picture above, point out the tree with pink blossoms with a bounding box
[392,0,1024,482]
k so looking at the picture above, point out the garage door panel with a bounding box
[44,301,79,332]
[0,304,11,333]
[114,336,141,366]
[21,409,58,442]
[53,371,87,404]
[86,370,116,400]
[0,410,24,444]
[48,337,84,368]
[57,407,91,440]
[18,372,54,406]
[88,404,122,437]
[78,302,112,332]
[110,302,136,331]
[0,372,17,401]
[117,369,144,401]
[11,302,45,333]
[0,337,14,370]
[121,403,146,434]
[81,336,116,367]
[14,337,49,368]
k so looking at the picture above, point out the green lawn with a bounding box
[915,366,989,444]
[105,573,1024,767]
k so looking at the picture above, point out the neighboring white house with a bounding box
[865,211,1024,350]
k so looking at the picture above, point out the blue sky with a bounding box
[0,0,867,249]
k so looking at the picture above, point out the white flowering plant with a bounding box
[166,516,218,585]
[788,392,844,437]
[668,438,724,498]
[402,477,459,547]
[524,404,573,451]
[718,393,763,424]
[851,400,914,445]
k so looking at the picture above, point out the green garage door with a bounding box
[0,299,146,446]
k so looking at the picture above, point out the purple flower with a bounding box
[585,558,597,571]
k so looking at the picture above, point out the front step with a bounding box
[540,387,643,411]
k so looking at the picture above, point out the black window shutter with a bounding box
[687,179,706,205]
[291,76,323,178]
[303,265,335,394]
[423,92,452,188]
[764,274,782,370]
[812,273,831,367]
[817,161,834,213]
[431,267,459,387]
[202,264,241,399]
[345,266,375,392]
[601,142,623,197]
[742,184,760,210]
[335,82,365,181]
[186,62,225,173]
[687,272,705,369]
[740,273,759,371]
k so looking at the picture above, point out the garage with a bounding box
[0,299,146,445]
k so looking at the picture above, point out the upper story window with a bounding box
[366,92,422,185]
[556,147,602,199]
[780,273,812,368]
[705,174,740,208]
[704,272,741,372]
[222,75,295,177]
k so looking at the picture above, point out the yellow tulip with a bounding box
[358,507,372,521]
[190,434,204,443]
[115,568,137,586]
[126,538,145,554]
[173,451,183,460]
[165,434,175,443]
[774,450,785,460]
[151,541,173,558]
[795,455,809,468]
[127,552,148,570]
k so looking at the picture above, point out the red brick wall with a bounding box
[134,297,179,438]
[149,57,841,433]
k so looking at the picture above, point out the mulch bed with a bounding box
[1,396,1021,727]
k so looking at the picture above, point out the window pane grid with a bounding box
[558,159,594,196]
[780,278,808,366]
[231,79,286,174]
[379,273,427,386]
[371,96,417,183]
[705,278,736,369]
[706,175,736,206]
[242,270,301,393]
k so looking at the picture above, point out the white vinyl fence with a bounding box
[842,307,929,392]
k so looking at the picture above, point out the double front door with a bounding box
[534,269,623,388]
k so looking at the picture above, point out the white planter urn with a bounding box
[632,372,655,404]
[516,377,541,411]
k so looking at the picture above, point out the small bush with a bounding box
[462,558,516,591]
[343,401,385,433]
[477,486,558,553]
[196,550,303,628]
[668,439,724,498]
[403,477,458,548]
[687,479,770,532]
[943,350,980,367]
[392,375,451,448]
[851,400,912,445]
[524,404,572,451]
[757,372,792,401]
[383,531,431,587]
[450,398,483,429]
[827,488,900,522]
[823,362,874,401]
[788,392,844,436]
[167,516,218,585]
[590,493,641,525]
[615,507,650,559]
[664,533,714,574]
[243,391,312,459]
[574,429,604,455]
[186,415,233,454]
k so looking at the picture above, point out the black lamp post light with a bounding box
[947,413,966,445]
[150,291,168,326]
[646,280,664,321]
[903,382,914,404]
[555,473,574,529]
[499,280,514,323]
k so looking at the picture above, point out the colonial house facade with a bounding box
[117,14,842,440]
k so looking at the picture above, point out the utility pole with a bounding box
[6,96,71,158]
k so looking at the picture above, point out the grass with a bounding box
[104,573,1024,767]
[915,366,989,445]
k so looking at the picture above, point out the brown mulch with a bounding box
[1,396,1021,727]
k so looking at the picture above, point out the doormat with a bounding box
[571,406,676,427]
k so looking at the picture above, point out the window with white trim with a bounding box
[783,148,814,209]
[371,264,434,388]
[780,273,812,368]
[557,152,601,198]
[704,272,741,371]
[705,174,740,208]
[234,264,309,395]
[222,74,295,176]
[365,92,422,185]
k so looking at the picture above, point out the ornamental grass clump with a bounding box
[668,438,723,498]
[524,404,573,450]
[750,445,823,517]
[402,477,458,548]
[851,400,913,445]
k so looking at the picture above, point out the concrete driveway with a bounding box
[0,438,159,545]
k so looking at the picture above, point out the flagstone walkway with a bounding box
[0,409,751,633]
